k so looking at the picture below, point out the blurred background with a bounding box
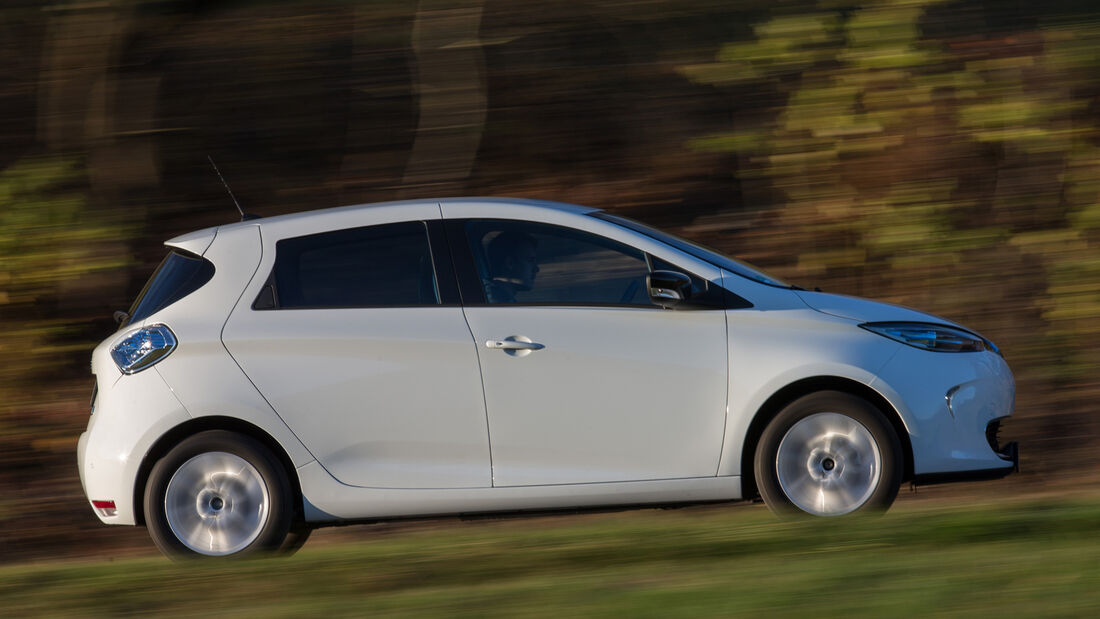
[1,0,1098,563]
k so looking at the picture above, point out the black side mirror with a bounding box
[113,310,130,326]
[647,270,692,309]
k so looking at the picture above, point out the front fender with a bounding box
[718,308,903,477]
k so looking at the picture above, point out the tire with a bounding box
[754,391,902,517]
[144,430,294,559]
[278,523,313,556]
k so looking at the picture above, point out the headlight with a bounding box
[110,324,177,374]
[860,322,998,354]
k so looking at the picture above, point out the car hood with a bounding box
[794,290,961,327]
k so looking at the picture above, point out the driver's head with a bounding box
[487,231,538,291]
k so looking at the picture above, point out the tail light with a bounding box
[110,324,177,374]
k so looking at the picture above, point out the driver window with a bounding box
[465,220,651,305]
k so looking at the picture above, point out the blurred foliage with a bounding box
[684,0,1100,385]
[0,158,124,300]
[0,157,130,412]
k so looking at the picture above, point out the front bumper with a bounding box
[871,345,1017,478]
[913,436,1018,485]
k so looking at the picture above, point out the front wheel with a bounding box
[144,430,294,558]
[754,391,902,517]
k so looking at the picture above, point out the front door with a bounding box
[456,219,728,487]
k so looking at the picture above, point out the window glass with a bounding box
[465,220,651,305]
[592,211,789,288]
[127,250,216,324]
[273,221,438,308]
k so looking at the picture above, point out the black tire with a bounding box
[144,430,294,559]
[278,523,313,556]
[754,391,902,517]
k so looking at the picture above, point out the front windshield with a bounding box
[592,212,789,288]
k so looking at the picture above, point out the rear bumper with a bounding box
[78,368,192,526]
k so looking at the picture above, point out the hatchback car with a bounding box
[78,198,1018,558]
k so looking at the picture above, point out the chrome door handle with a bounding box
[486,339,544,351]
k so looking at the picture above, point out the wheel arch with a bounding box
[132,416,303,527]
[739,376,913,500]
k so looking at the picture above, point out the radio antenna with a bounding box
[207,156,258,221]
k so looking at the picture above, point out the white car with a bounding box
[78,198,1018,558]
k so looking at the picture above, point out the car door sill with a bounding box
[298,461,742,522]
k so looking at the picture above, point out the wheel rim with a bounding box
[164,452,270,556]
[775,412,882,516]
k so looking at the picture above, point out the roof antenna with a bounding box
[207,155,259,221]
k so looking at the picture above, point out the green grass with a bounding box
[3,498,1099,617]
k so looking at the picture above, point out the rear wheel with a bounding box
[144,430,294,558]
[754,391,902,516]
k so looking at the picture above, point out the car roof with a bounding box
[166,197,600,255]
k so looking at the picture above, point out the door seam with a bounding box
[440,202,497,487]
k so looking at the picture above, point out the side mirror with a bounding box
[113,310,130,326]
[647,270,692,309]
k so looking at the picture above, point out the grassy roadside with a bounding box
[2,497,1098,617]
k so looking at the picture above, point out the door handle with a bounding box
[486,339,544,351]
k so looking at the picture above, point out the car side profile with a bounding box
[77,198,1018,558]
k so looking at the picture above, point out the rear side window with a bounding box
[267,221,439,309]
[127,250,216,324]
